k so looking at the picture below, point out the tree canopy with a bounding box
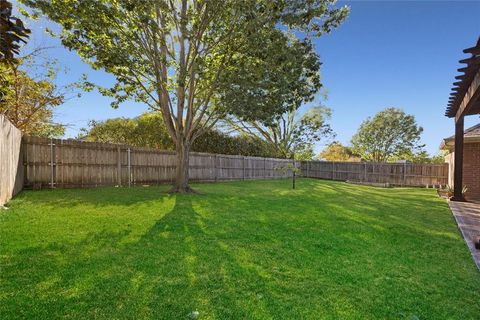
[221,30,333,161]
[350,108,424,162]
[227,106,333,160]
[219,36,323,125]
[21,0,349,192]
[0,58,66,137]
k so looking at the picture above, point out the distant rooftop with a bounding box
[441,123,480,150]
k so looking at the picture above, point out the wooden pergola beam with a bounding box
[459,56,480,64]
[452,66,480,201]
[455,67,480,122]
[464,45,480,55]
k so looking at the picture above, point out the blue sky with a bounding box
[17,0,480,155]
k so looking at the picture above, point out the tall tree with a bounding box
[351,108,424,162]
[22,0,349,192]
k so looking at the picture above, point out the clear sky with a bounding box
[17,0,480,155]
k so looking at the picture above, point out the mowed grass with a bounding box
[1,179,479,319]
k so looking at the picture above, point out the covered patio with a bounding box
[445,38,480,270]
[445,37,480,201]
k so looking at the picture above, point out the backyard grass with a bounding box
[0,178,479,319]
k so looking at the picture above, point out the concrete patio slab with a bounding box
[448,200,480,271]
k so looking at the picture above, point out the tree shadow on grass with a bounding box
[11,186,172,209]
[1,195,279,319]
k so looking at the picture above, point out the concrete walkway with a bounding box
[448,200,480,270]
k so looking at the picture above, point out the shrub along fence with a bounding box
[0,114,24,205]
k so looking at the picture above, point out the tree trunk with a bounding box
[169,139,194,193]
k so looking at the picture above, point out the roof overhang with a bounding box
[441,136,480,151]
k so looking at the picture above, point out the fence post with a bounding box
[264,158,267,179]
[421,165,425,188]
[127,148,131,187]
[364,162,367,182]
[403,162,406,187]
[59,139,63,188]
[23,136,28,187]
[243,156,246,180]
[214,154,218,182]
[49,139,56,189]
[117,146,121,186]
[332,161,335,180]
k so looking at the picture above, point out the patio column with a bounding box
[451,116,465,201]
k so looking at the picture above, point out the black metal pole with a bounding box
[292,154,296,189]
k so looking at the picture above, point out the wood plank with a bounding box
[455,68,480,120]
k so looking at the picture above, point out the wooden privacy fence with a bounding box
[0,114,24,205]
[23,136,295,189]
[20,136,448,190]
[301,161,448,187]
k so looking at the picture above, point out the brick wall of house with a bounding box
[445,142,480,200]
[463,142,480,200]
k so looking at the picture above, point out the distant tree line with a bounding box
[318,108,446,164]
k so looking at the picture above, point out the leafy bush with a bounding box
[80,112,282,158]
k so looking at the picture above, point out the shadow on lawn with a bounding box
[13,185,172,208]
[131,195,277,319]
[1,196,280,319]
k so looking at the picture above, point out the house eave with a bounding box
[441,136,480,151]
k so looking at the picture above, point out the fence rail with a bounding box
[20,136,449,190]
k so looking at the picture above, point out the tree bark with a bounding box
[169,139,194,193]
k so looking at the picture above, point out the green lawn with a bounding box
[1,179,479,319]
